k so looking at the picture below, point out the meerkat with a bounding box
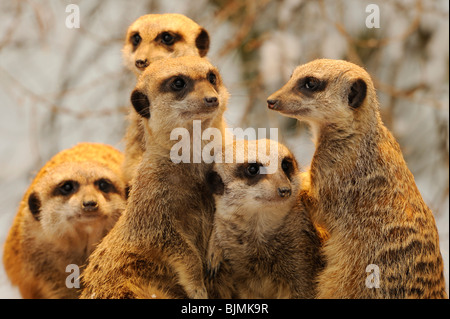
[3,143,127,299]
[266,59,448,299]
[80,56,229,299]
[122,13,210,186]
[205,139,323,299]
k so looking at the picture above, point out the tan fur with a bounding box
[299,170,330,244]
[80,56,229,299]
[267,59,447,299]
[122,14,210,186]
[3,143,126,299]
[206,139,323,298]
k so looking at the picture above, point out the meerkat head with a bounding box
[130,56,229,141]
[267,59,379,137]
[28,162,126,243]
[123,14,210,76]
[25,144,127,246]
[207,139,300,225]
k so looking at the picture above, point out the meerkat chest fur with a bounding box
[131,152,216,249]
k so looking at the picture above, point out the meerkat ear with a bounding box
[131,89,150,119]
[125,185,131,200]
[28,192,41,221]
[348,78,367,109]
[206,170,224,195]
[195,28,210,57]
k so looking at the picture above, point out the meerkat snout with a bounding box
[135,59,149,69]
[82,200,98,212]
[277,186,291,198]
[204,96,218,107]
[267,99,279,110]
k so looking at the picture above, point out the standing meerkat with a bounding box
[80,56,229,299]
[3,143,127,299]
[122,13,210,186]
[267,59,447,299]
[206,139,323,299]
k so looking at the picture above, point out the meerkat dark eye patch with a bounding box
[245,163,260,177]
[131,89,150,119]
[195,28,210,57]
[348,78,367,108]
[53,180,79,196]
[130,32,142,50]
[297,76,327,97]
[95,178,118,194]
[160,75,194,100]
[234,163,265,186]
[171,77,187,91]
[125,185,131,200]
[28,192,41,221]
[281,157,295,179]
[206,170,224,195]
[208,71,217,85]
[155,31,180,49]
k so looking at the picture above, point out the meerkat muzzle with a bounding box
[267,99,279,110]
[82,200,99,212]
[277,187,291,198]
[204,96,219,108]
[135,59,149,69]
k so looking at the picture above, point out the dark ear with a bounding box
[28,192,41,221]
[348,78,367,109]
[130,89,150,118]
[195,28,210,57]
[125,185,131,200]
[206,170,224,195]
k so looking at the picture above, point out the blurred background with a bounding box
[0,0,448,298]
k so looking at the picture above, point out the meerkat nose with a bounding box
[267,99,279,110]
[135,59,149,69]
[204,96,219,107]
[82,200,99,212]
[277,187,291,198]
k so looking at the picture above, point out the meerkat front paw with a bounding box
[206,247,224,280]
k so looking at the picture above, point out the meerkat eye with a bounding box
[245,163,260,177]
[131,33,142,47]
[56,180,79,196]
[96,179,115,194]
[208,72,217,85]
[304,77,320,91]
[161,32,175,45]
[281,158,292,174]
[171,77,186,91]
